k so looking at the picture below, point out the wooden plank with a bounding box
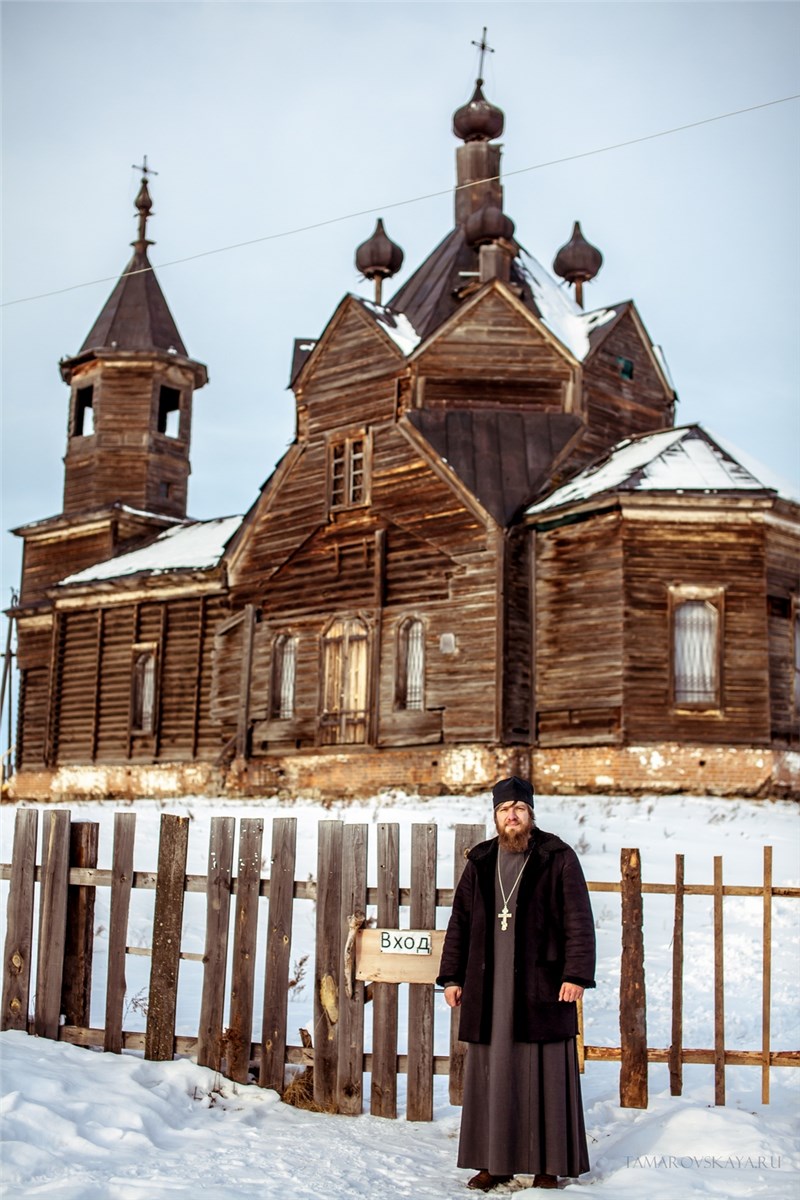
[227,818,264,1082]
[370,823,399,1118]
[669,853,684,1096]
[236,604,256,758]
[336,823,368,1114]
[713,855,725,1105]
[762,846,773,1105]
[406,822,437,1122]
[260,817,297,1092]
[34,810,71,1038]
[191,597,206,759]
[61,822,99,1028]
[145,814,189,1061]
[356,929,445,983]
[313,821,343,1111]
[104,812,136,1053]
[448,823,485,1106]
[619,847,648,1108]
[197,816,235,1071]
[1,809,38,1031]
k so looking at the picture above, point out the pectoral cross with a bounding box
[498,904,512,931]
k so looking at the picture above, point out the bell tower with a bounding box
[59,163,208,519]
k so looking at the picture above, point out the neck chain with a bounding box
[497,849,530,932]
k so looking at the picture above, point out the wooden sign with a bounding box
[355,928,445,984]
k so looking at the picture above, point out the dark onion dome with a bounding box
[355,218,404,280]
[452,79,505,143]
[464,203,515,247]
[553,220,603,285]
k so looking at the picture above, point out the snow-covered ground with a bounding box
[1,791,799,1198]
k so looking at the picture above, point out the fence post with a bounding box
[228,818,264,1083]
[406,822,437,1122]
[448,823,485,1106]
[762,845,773,1105]
[34,811,72,1039]
[336,823,368,1114]
[197,816,235,1071]
[104,812,136,1052]
[61,822,99,1028]
[370,823,400,1118]
[1,808,39,1031]
[619,846,647,1109]
[713,855,725,1106]
[669,853,684,1096]
[145,814,189,1061]
[260,817,297,1092]
[314,820,343,1111]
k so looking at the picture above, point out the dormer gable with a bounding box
[292,294,409,397]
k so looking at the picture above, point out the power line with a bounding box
[2,93,797,309]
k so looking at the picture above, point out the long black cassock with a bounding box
[456,847,590,1178]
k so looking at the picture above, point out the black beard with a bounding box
[497,824,532,853]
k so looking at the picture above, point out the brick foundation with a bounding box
[5,743,798,803]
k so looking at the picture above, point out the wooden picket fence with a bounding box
[1,809,798,1119]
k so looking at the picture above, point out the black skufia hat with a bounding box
[492,776,534,809]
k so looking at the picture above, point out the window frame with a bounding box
[130,641,159,736]
[319,614,371,744]
[668,585,725,712]
[327,429,371,512]
[72,384,96,437]
[395,616,426,712]
[270,632,298,720]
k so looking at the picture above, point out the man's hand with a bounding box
[444,985,462,1008]
[559,982,584,1002]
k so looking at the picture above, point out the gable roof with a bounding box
[57,515,242,586]
[407,410,582,525]
[526,426,774,519]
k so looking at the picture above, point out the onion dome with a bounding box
[355,218,404,280]
[464,203,515,247]
[452,79,505,143]
[553,221,603,285]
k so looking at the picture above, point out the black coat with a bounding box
[436,828,596,1043]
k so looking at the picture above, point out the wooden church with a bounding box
[8,77,799,801]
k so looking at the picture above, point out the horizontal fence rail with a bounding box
[2,809,798,1118]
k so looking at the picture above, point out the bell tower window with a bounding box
[157,386,181,437]
[72,385,94,436]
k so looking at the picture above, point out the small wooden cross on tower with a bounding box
[132,155,158,182]
[471,26,494,80]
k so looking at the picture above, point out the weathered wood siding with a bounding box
[534,511,624,746]
[578,311,673,470]
[15,623,52,769]
[622,515,770,745]
[765,521,800,742]
[502,526,532,742]
[20,529,114,607]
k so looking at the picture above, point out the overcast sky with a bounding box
[2,1,798,611]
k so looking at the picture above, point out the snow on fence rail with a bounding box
[1,809,798,1118]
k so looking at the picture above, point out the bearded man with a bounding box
[437,776,596,1192]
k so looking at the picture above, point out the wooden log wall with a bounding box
[15,623,51,769]
[622,514,771,745]
[20,528,114,607]
[534,511,624,745]
[2,813,799,1116]
[765,521,800,741]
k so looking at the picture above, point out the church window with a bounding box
[320,617,369,744]
[157,386,181,437]
[616,356,635,381]
[329,434,369,509]
[73,385,95,436]
[396,618,425,710]
[131,644,158,734]
[271,634,297,719]
[670,587,724,708]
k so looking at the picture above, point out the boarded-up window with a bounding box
[271,634,297,719]
[131,645,158,734]
[320,617,369,744]
[671,593,722,707]
[329,434,368,509]
[396,618,425,711]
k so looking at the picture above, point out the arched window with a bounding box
[320,617,369,744]
[396,617,425,711]
[672,597,721,706]
[271,634,297,720]
[131,645,157,734]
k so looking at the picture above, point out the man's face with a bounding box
[494,800,533,851]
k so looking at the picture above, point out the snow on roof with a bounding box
[515,250,616,361]
[355,297,421,355]
[59,515,242,586]
[526,426,773,517]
